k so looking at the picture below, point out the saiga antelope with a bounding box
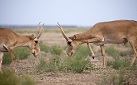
[57,20,137,67]
[0,22,44,72]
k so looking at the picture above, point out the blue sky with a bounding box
[0,0,137,26]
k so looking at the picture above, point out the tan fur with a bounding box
[58,20,137,67]
[0,24,43,72]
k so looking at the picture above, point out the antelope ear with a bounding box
[73,35,77,40]
[69,35,77,40]
[29,34,35,39]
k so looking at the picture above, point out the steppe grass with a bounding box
[36,44,93,73]
[3,47,30,65]
[105,46,133,70]
[36,55,92,73]
[40,42,63,55]
[0,69,35,85]
[74,45,91,57]
[63,55,93,73]
[0,69,19,85]
[50,44,63,55]
[19,74,35,85]
[39,42,50,53]
[105,46,119,60]
[36,55,61,72]
[97,69,126,85]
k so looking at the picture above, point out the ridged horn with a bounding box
[57,22,69,41]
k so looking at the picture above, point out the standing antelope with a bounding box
[0,22,44,72]
[57,20,137,67]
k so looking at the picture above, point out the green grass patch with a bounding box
[105,46,119,60]
[19,75,35,85]
[64,55,92,73]
[97,69,126,85]
[36,55,93,73]
[74,45,90,57]
[3,47,30,65]
[0,69,19,85]
[119,50,133,57]
[40,42,63,55]
[107,59,130,70]
[0,68,35,85]
[39,42,50,53]
[50,45,63,55]
[105,46,134,70]
[36,55,61,72]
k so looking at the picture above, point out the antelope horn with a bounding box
[57,22,69,41]
[36,22,41,32]
[37,23,44,39]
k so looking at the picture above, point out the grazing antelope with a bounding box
[0,22,44,72]
[57,20,137,67]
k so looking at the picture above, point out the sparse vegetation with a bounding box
[3,47,30,65]
[74,45,90,57]
[50,44,63,55]
[105,46,133,70]
[64,55,92,73]
[19,74,35,85]
[105,46,119,59]
[1,28,137,85]
[36,44,93,73]
[36,55,92,73]
[40,42,63,55]
[97,69,126,85]
[0,69,19,85]
[0,69,35,85]
[39,42,50,53]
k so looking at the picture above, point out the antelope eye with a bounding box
[67,41,72,46]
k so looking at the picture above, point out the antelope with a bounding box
[57,20,137,67]
[0,22,44,72]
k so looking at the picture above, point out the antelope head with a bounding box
[57,22,80,56]
[28,22,44,57]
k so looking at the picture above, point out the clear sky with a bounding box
[0,0,137,26]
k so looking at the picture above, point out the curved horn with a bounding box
[57,22,69,41]
[37,23,44,39]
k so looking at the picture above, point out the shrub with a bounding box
[40,42,63,55]
[107,59,130,70]
[2,53,12,65]
[14,47,30,60]
[36,56,61,72]
[36,57,48,72]
[97,69,126,85]
[36,55,92,73]
[50,45,63,55]
[19,75,35,85]
[0,69,19,85]
[74,45,90,57]
[64,55,92,73]
[119,50,133,57]
[2,47,30,65]
[39,42,50,53]
[0,68,35,85]
[105,46,119,59]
